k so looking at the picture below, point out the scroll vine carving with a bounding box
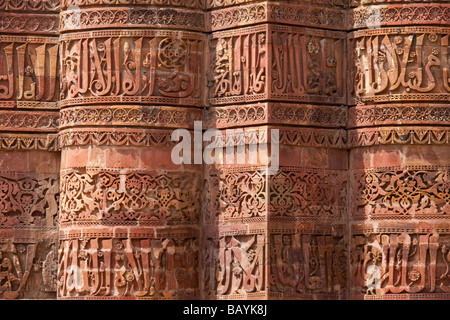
[60,169,201,225]
[60,31,204,107]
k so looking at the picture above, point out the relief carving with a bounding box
[58,236,198,299]
[202,234,265,298]
[352,166,450,219]
[270,232,347,296]
[350,28,450,104]
[351,232,450,295]
[60,31,204,107]
[60,169,201,225]
[0,37,59,109]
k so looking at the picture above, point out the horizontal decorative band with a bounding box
[209,2,346,31]
[348,126,450,147]
[58,128,180,148]
[350,166,450,220]
[207,0,348,10]
[60,7,205,33]
[59,31,205,107]
[61,0,204,10]
[349,4,450,29]
[0,0,60,12]
[59,168,201,225]
[0,133,58,151]
[0,110,59,132]
[0,173,59,229]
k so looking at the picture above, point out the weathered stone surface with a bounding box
[0,0,448,301]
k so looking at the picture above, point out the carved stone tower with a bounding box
[0,0,448,300]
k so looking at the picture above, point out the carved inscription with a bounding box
[60,31,204,107]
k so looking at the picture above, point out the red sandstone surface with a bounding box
[0,0,449,300]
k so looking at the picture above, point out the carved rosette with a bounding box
[208,2,347,32]
[61,0,205,10]
[60,7,206,32]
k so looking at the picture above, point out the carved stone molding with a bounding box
[207,0,350,10]
[59,168,202,227]
[349,0,448,7]
[0,0,60,12]
[350,166,450,220]
[349,4,450,29]
[59,30,205,107]
[0,133,58,151]
[278,127,347,148]
[209,2,347,31]
[200,126,347,148]
[209,24,346,106]
[348,127,450,147]
[60,7,206,33]
[61,0,204,10]
[0,111,59,132]
[348,104,450,128]
[58,128,178,148]
[0,12,59,35]
[348,27,450,105]
[59,106,202,130]
[205,103,347,129]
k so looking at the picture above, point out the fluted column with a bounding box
[0,0,60,299]
[347,0,450,300]
[57,0,205,299]
[201,0,349,300]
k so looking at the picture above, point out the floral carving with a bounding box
[270,169,347,219]
[60,170,201,224]
[58,236,199,299]
[352,167,450,219]
[0,175,59,227]
[351,232,450,297]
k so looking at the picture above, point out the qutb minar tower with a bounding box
[0,0,449,300]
